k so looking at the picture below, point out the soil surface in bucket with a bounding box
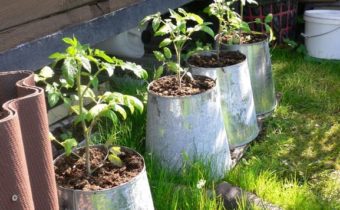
[54,147,143,191]
[188,51,246,67]
[149,75,215,97]
[222,32,267,44]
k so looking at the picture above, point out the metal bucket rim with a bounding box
[54,145,147,193]
[187,50,246,67]
[221,34,269,47]
[147,75,216,99]
[187,50,248,71]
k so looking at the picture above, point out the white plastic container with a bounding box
[95,27,145,58]
[303,10,340,60]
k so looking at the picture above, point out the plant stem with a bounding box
[240,2,244,44]
[216,20,222,61]
[174,45,182,89]
[81,69,103,99]
[77,70,91,176]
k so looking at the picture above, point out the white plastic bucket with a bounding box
[95,27,145,58]
[303,10,340,60]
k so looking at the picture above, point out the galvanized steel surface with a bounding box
[221,40,276,116]
[190,53,259,148]
[55,146,154,210]
[146,78,231,178]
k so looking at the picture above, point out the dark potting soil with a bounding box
[188,51,246,68]
[222,32,267,44]
[54,147,143,191]
[149,75,215,97]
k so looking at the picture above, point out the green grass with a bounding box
[226,49,340,209]
[98,48,339,209]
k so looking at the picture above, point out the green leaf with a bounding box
[94,49,113,63]
[265,24,274,41]
[113,104,127,119]
[62,37,76,46]
[108,154,123,167]
[79,85,95,99]
[169,9,182,22]
[48,93,59,107]
[110,146,122,155]
[102,62,115,77]
[61,138,78,156]
[103,110,119,125]
[74,112,88,124]
[39,66,54,79]
[62,97,72,107]
[155,25,171,36]
[70,105,80,115]
[186,13,203,24]
[159,38,172,48]
[49,52,66,61]
[140,13,161,28]
[255,18,262,24]
[153,51,165,62]
[123,97,135,114]
[90,76,99,89]
[127,96,144,114]
[152,17,161,32]
[78,55,91,72]
[163,47,172,59]
[120,62,148,80]
[240,22,251,32]
[200,25,215,38]
[61,57,78,87]
[167,61,180,73]
[89,104,108,119]
[265,14,273,23]
[178,20,187,33]
[177,8,187,16]
[34,74,43,82]
[60,78,72,89]
[246,0,258,5]
[154,66,164,80]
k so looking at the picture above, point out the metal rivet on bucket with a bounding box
[12,194,18,202]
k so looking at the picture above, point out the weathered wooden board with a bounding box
[0,0,140,53]
[0,0,190,71]
[0,0,96,31]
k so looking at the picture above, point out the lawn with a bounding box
[101,48,340,209]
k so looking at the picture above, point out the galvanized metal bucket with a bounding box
[221,39,276,117]
[146,75,231,179]
[189,51,259,149]
[55,146,154,210]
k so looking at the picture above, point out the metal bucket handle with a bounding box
[301,25,340,38]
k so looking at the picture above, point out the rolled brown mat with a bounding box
[0,71,58,210]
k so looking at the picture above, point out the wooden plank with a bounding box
[0,0,96,31]
[0,0,190,71]
[97,0,141,12]
[0,0,141,53]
